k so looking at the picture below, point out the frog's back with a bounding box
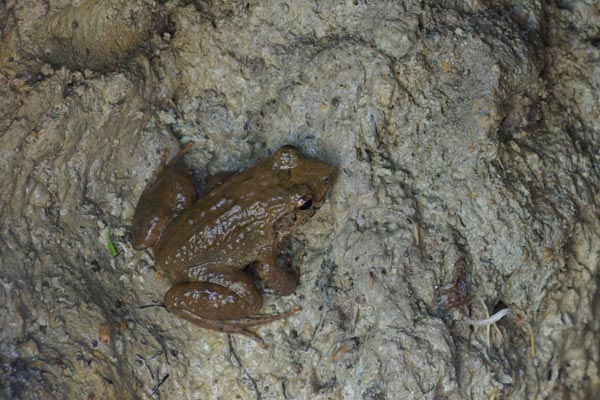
[153,166,289,282]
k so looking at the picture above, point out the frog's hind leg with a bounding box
[131,143,198,250]
[164,265,300,348]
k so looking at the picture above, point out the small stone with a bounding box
[40,64,54,76]
[18,340,39,358]
[11,77,27,92]
[71,71,83,83]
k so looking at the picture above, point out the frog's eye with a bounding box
[297,196,313,211]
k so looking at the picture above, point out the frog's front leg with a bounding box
[164,265,300,348]
[256,246,299,296]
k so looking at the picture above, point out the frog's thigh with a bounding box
[165,265,263,321]
[256,247,298,296]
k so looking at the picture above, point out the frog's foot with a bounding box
[164,265,300,348]
[155,141,194,174]
[171,141,195,163]
[170,305,301,348]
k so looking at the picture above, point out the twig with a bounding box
[463,308,510,326]
[139,302,167,310]
[228,335,262,400]
[305,308,326,352]
[370,114,381,148]
[150,373,169,396]
[136,353,155,381]
[528,324,536,358]
[281,377,288,400]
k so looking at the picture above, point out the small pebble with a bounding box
[18,339,39,358]
[71,71,84,83]
[40,64,54,76]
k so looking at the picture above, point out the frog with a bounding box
[132,144,336,347]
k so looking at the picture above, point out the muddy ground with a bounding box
[0,1,599,399]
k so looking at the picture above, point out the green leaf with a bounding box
[106,230,118,257]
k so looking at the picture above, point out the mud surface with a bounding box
[1,1,599,399]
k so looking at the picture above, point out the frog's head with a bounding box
[272,145,336,229]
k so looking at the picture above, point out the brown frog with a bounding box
[132,144,335,347]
